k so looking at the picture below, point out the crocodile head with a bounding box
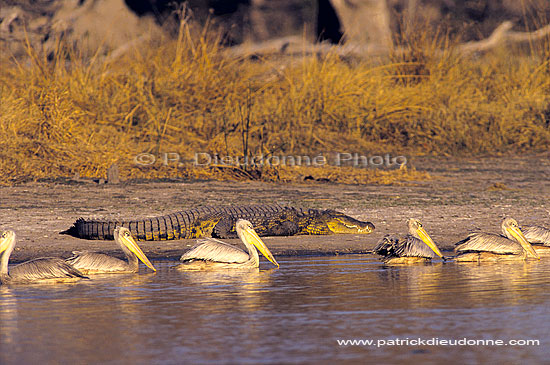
[323,210,375,234]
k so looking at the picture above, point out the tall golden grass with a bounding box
[0,20,549,185]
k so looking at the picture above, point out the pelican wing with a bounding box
[522,225,550,246]
[395,235,440,258]
[455,232,523,254]
[9,257,87,282]
[374,235,399,256]
[180,238,250,264]
[374,235,438,258]
[66,251,128,272]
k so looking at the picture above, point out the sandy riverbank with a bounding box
[2,155,549,263]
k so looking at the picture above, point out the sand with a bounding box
[2,155,549,263]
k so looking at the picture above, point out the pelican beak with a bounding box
[120,233,157,271]
[507,226,539,259]
[417,227,444,259]
[242,228,279,268]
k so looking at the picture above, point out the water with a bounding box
[1,255,549,364]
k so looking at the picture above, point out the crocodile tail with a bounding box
[135,216,183,241]
[59,223,79,237]
[62,215,188,241]
[60,218,119,240]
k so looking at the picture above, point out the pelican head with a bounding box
[501,218,539,259]
[236,220,279,267]
[407,218,444,259]
[324,211,375,234]
[0,230,16,254]
[0,231,16,275]
[114,227,157,271]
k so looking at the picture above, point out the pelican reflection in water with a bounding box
[374,219,445,264]
[521,223,550,255]
[0,230,87,284]
[66,227,156,274]
[176,220,279,270]
[455,218,539,262]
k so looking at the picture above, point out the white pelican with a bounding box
[0,230,87,284]
[374,218,445,264]
[455,218,540,262]
[176,219,279,270]
[66,227,156,274]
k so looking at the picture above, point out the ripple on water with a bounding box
[1,256,549,364]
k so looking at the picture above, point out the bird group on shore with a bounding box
[1,216,549,284]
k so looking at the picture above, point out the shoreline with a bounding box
[2,156,549,263]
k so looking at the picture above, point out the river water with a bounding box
[1,255,548,364]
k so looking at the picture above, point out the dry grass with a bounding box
[125,163,430,186]
[0,20,549,186]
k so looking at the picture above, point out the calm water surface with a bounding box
[1,255,549,364]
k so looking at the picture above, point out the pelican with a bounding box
[521,224,550,255]
[176,219,279,270]
[374,219,445,264]
[455,218,540,262]
[66,226,156,274]
[0,230,87,284]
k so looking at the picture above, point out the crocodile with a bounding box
[61,204,375,241]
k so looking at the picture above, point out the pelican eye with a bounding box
[125,231,131,237]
